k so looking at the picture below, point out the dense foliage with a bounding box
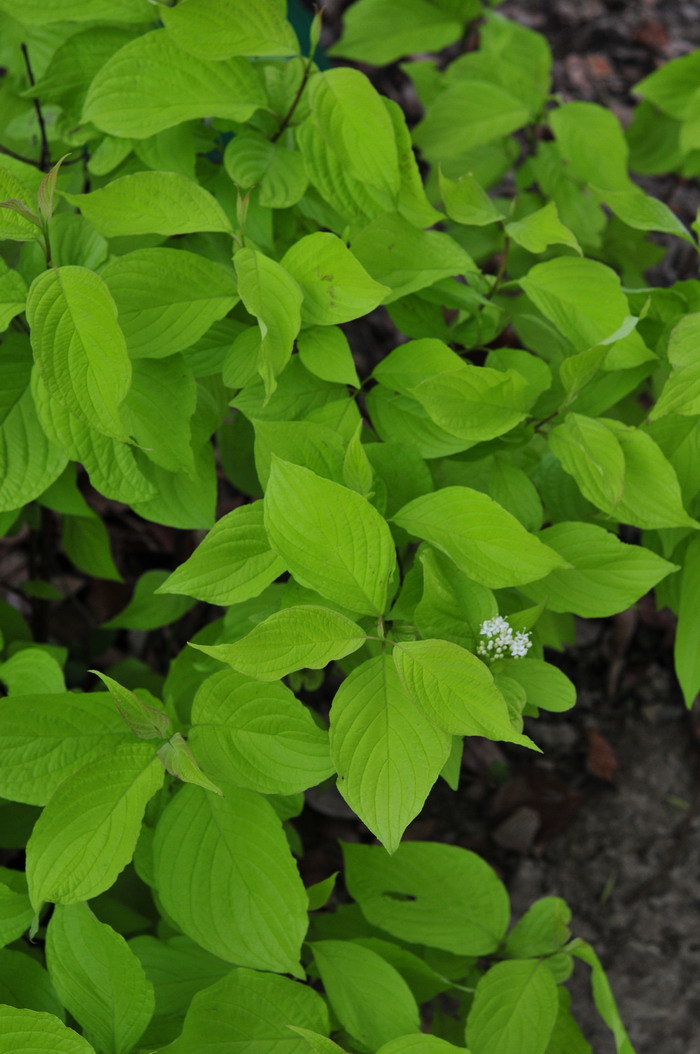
[0,0,699,1050]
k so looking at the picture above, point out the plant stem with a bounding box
[20,43,51,171]
[486,234,510,301]
[271,56,313,142]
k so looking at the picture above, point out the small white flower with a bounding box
[477,615,531,661]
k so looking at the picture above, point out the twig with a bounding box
[271,57,313,142]
[485,235,511,302]
[20,43,51,170]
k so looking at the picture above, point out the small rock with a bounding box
[493,806,541,853]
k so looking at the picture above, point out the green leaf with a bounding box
[497,659,576,714]
[224,131,308,208]
[157,733,223,796]
[0,947,63,1017]
[308,67,400,202]
[122,356,197,475]
[392,638,536,747]
[384,97,444,229]
[0,1006,95,1054]
[410,365,529,442]
[330,0,464,65]
[234,248,302,396]
[307,873,338,912]
[548,414,626,511]
[0,258,27,332]
[0,166,38,241]
[297,327,360,387]
[253,419,346,487]
[393,487,567,588]
[131,443,217,530]
[504,897,571,959]
[377,1038,465,1054]
[193,604,366,681]
[159,967,329,1054]
[523,522,678,618]
[288,1027,348,1054]
[439,169,505,226]
[311,940,420,1049]
[352,212,476,302]
[83,29,266,137]
[31,372,156,507]
[372,337,463,395]
[62,513,122,582]
[415,546,497,650]
[162,0,299,58]
[0,870,33,948]
[602,420,696,528]
[264,458,396,616]
[651,314,700,419]
[550,101,630,191]
[26,266,131,440]
[90,671,172,740]
[190,668,334,795]
[674,534,700,707]
[153,784,308,974]
[519,258,632,351]
[282,233,389,326]
[0,692,132,805]
[506,202,581,255]
[157,502,284,605]
[570,941,634,1054]
[413,81,530,162]
[343,422,374,497]
[343,840,510,955]
[329,655,451,852]
[26,741,163,909]
[466,959,558,1054]
[0,648,65,696]
[128,935,230,1044]
[104,570,196,630]
[0,0,150,20]
[101,249,236,359]
[46,903,154,1054]
[63,172,232,238]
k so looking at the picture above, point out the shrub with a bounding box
[0,0,697,1050]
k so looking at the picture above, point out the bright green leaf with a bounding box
[297,327,360,387]
[0,692,132,806]
[264,458,396,616]
[157,501,284,606]
[282,232,389,326]
[26,741,163,908]
[26,266,131,439]
[153,784,308,974]
[393,487,567,588]
[63,172,232,238]
[343,840,510,955]
[393,638,537,747]
[329,655,451,852]
[159,967,329,1054]
[0,1006,95,1054]
[101,249,236,359]
[162,0,299,59]
[46,903,154,1054]
[193,604,366,681]
[83,28,266,137]
[190,668,333,795]
[311,940,420,1050]
[523,522,677,618]
[466,959,558,1054]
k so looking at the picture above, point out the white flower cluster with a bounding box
[477,615,531,660]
